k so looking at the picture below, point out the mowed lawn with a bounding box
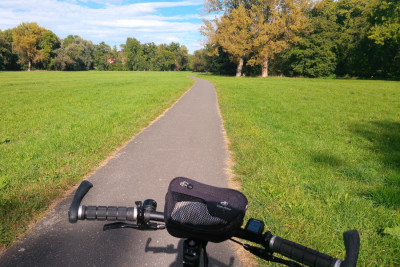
[201,75,400,266]
[0,71,194,247]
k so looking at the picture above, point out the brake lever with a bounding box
[103,222,137,231]
[103,222,165,231]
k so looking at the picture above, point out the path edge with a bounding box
[209,76,259,267]
[0,76,196,255]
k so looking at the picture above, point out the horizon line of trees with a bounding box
[0,22,190,72]
[1,0,399,80]
[195,0,400,79]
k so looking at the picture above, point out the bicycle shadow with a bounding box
[145,238,235,267]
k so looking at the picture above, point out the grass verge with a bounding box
[201,75,400,266]
[0,71,194,248]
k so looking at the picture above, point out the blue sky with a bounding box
[0,0,212,53]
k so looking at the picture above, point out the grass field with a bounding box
[0,71,194,248]
[201,75,400,266]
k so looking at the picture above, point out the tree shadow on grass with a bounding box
[351,120,400,209]
[312,151,345,167]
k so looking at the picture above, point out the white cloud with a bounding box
[0,0,205,53]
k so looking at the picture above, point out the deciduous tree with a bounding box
[334,0,370,77]
[54,35,94,71]
[367,0,400,78]
[123,38,144,71]
[93,42,111,70]
[284,0,338,77]
[202,4,254,76]
[248,1,310,77]
[155,44,175,71]
[368,0,400,46]
[166,42,189,71]
[190,49,208,72]
[0,30,16,70]
[12,22,45,71]
[141,42,157,70]
[203,0,310,77]
[39,30,60,69]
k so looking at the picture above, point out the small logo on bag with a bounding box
[180,181,193,189]
[220,201,228,207]
[217,201,232,211]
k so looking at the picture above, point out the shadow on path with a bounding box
[145,238,235,267]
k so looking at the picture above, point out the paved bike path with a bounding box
[0,77,242,267]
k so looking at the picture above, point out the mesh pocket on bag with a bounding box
[171,201,227,225]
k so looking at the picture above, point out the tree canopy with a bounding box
[198,0,400,79]
[202,5,254,76]
[1,22,191,72]
[2,2,400,80]
[202,0,310,77]
[12,22,46,71]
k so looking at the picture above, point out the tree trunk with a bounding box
[236,57,244,77]
[261,57,268,78]
[28,60,32,71]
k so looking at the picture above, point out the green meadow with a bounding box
[0,71,193,247]
[1,71,399,265]
[201,75,400,266]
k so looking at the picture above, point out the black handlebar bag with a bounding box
[164,177,248,243]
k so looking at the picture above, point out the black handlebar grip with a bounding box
[69,180,93,223]
[341,230,360,267]
[270,236,340,267]
[83,206,136,221]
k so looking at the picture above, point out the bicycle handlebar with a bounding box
[234,227,359,267]
[68,180,164,224]
[68,180,359,267]
[269,235,341,267]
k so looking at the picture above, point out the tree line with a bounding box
[2,0,398,79]
[197,0,400,79]
[0,22,190,72]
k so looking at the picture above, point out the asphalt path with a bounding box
[0,77,243,267]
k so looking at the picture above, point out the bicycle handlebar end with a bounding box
[68,180,93,223]
[340,230,360,267]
